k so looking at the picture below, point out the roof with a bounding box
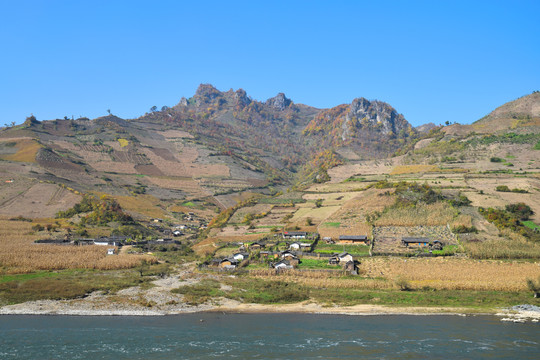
[338,235,367,240]
[402,237,430,243]
[283,231,307,236]
[220,258,239,264]
[338,252,351,258]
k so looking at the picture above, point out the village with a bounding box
[204,230,448,274]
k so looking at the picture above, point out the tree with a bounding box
[315,199,323,208]
[150,106,158,112]
[161,106,169,111]
[526,276,540,298]
[107,109,111,115]
[506,203,533,220]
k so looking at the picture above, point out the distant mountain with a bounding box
[0,84,416,218]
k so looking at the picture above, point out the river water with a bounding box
[1,314,539,359]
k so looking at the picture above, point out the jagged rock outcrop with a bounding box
[265,93,292,111]
[234,89,251,108]
[347,97,410,136]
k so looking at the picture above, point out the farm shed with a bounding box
[401,237,430,247]
[338,235,369,244]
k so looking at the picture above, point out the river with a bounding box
[1,314,539,359]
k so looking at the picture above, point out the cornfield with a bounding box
[247,257,540,292]
[0,218,154,274]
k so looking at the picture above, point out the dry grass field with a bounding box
[317,189,393,238]
[390,165,440,175]
[465,176,540,222]
[112,194,166,219]
[0,138,41,163]
[229,204,273,224]
[374,202,457,227]
[0,218,153,274]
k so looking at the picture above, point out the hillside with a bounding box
[0,84,415,220]
[1,87,540,314]
[444,91,540,135]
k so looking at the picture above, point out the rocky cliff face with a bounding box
[347,97,410,136]
[265,93,292,111]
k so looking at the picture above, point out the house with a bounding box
[282,231,307,239]
[233,252,249,261]
[172,230,183,237]
[280,250,298,261]
[328,252,354,265]
[153,218,163,223]
[107,248,115,255]
[289,242,312,251]
[338,252,354,264]
[273,260,293,270]
[431,240,444,250]
[94,236,127,246]
[219,258,239,269]
[289,242,301,251]
[338,235,369,244]
[260,251,271,258]
[401,237,430,247]
[249,242,266,250]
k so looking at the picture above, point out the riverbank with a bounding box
[2,293,538,320]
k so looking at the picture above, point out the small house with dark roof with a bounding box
[289,242,313,251]
[273,260,294,270]
[249,241,266,250]
[282,231,307,239]
[401,237,430,247]
[219,258,239,269]
[338,235,369,244]
[329,252,354,265]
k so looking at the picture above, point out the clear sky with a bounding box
[1,0,539,127]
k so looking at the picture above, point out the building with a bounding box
[282,231,307,239]
[233,252,249,261]
[273,260,294,270]
[401,237,430,247]
[338,235,369,244]
[219,258,239,269]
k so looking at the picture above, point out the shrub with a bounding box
[394,276,412,291]
[453,225,478,233]
[506,203,533,221]
[490,157,503,162]
[496,185,510,192]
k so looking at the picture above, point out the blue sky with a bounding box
[1,0,539,126]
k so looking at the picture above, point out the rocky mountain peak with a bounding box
[266,93,292,111]
[234,88,251,107]
[348,97,409,135]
